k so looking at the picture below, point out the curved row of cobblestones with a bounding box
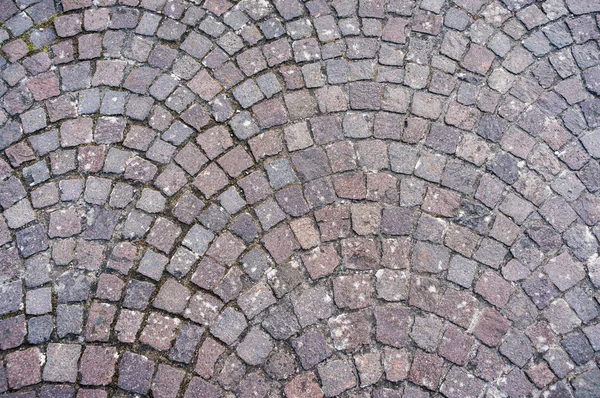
[0,0,600,396]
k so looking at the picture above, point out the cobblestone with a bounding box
[0,1,595,395]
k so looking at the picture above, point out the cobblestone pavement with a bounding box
[1,0,600,396]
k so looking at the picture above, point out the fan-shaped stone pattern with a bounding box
[0,0,599,396]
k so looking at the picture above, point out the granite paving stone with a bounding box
[0,1,595,395]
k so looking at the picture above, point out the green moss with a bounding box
[18,33,35,52]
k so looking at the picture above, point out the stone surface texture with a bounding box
[0,0,599,396]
